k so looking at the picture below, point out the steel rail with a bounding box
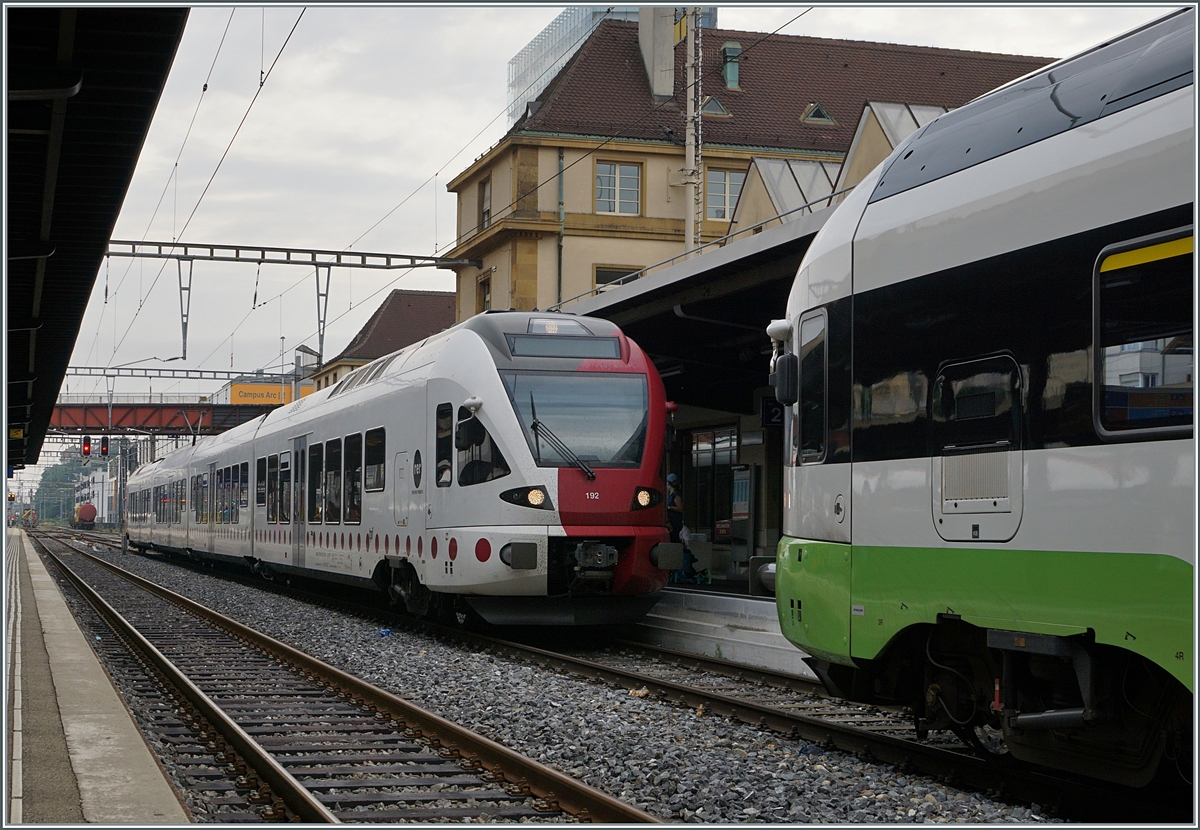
[452,629,1172,821]
[33,538,339,823]
[65,544,660,824]
[66,532,1185,822]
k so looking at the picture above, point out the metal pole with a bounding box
[684,9,696,253]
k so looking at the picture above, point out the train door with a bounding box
[393,452,410,528]
[930,355,1024,542]
[790,309,852,545]
[293,436,306,568]
[427,385,455,530]
[206,462,217,554]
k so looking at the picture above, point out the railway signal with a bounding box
[81,435,92,457]
[100,436,109,456]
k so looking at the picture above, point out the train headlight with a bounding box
[499,486,555,511]
[630,488,662,510]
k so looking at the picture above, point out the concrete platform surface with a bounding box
[6,528,190,824]
[631,587,819,680]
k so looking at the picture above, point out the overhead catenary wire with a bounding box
[239,9,816,372]
[106,7,306,366]
[190,7,624,373]
[81,8,237,394]
[481,8,815,232]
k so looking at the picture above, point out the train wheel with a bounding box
[951,720,1012,762]
[391,563,431,617]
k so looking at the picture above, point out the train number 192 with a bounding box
[586,492,600,500]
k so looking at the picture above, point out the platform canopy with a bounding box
[6,7,189,471]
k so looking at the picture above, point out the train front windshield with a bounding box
[501,371,648,467]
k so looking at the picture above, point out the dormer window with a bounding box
[721,42,742,89]
[802,102,836,125]
[701,96,729,116]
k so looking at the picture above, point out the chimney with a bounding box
[639,7,674,101]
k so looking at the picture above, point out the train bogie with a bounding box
[126,311,680,626]
[769,9,1193,787]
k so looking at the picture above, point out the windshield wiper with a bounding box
[530,392,596,480]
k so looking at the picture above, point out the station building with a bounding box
[445,9,1053,585]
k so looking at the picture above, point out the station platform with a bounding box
[5,528,190,824]
[629,586,819,681]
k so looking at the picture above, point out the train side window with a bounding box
[256,458,267,506]
[364,428,386,492]
[325,439,342,523]
[279,451,291,524]
[217,468,226,524]
[231,465,240,524]
[308,444,324,523]
[436,403,454,487]
[1095,228,1193,437]
[344,434,362,524]
[267,455,279,523]
[456,407,511,486]
[797,311,828,463]
[240,462,249,512]
[201,473,209,523]
[224,467,232,523]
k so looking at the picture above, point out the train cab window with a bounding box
[267,455,279,523]
[344,434,362,524]
[436,403,454,487]
[279,452,291,524]
[364,428,386,492]
[797,311,828,463]
[456,407,511,486]
[1095,229,1193,436]
[325,439,342,523]
[308,444,324,523]
[256,458,267,507]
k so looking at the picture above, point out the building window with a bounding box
[478,276,491,313]
[596,162,640,215]
[701,96,730,116]
[721,42,741,88]
[801,102,836,125]
[595,266,640,288]
[706,169,745,220]
[479,177,491,230]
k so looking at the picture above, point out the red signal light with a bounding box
[81,436,92,457]
[100,437,109,456]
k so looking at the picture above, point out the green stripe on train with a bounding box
[775,537,1193,691]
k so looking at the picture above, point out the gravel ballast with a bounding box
[77,547,1057,823]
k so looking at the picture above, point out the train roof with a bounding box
[869,7,1193,204]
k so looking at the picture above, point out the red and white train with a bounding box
[125,311,683,625]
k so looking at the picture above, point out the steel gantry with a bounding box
[106,240,481,362]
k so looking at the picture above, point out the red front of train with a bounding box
[547,331,677,596]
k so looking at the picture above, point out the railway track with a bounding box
[28,532,657,823]
[47,530,1192,822]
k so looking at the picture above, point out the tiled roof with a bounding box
[326,289,455,365]
[512,19,1054,153]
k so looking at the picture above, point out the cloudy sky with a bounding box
[65,3,1175,406]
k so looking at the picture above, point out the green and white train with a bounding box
[768,9,1193,786]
